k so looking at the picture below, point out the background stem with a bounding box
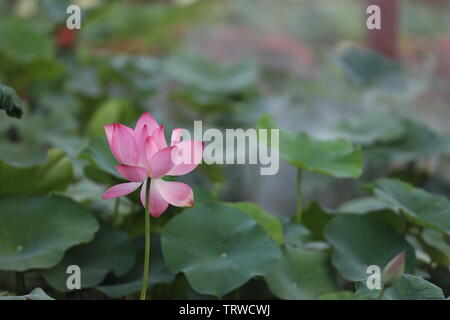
[140,178,151,300]
[295,169,303,223]
[112,197,121,226]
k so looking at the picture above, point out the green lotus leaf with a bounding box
[355,275,445,300]
[0,195,99,271]
[370,178,450,235]
[258,114,363,178]
[264,245,339,300]
[80,136,122,180]
[86,99,135,136]
[0,83,23,118]
[226,202,283,244]
[421,229,450,267]
[335,43,405,90]
[161,202,281,297]
[0,149,74,195]
[165,52,258,94]
[97,235,175,298]
[42,221,135,292]
[324,215,415,281]
[337,196,387,214]
[335,111,405,145]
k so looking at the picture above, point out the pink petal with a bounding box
[153,179,194,208]
[140,179,148,207]
[134,125,149,148]
[145,136,159,168]
[111,123,139,165]
[102,182,142,199]
[135,112,159,133]
[167,140,204,176]
[151,125,168,149]
[171,128,184,146]
[104,124,114,148]
[149,146,176,179]
[121,124,136,136]
[134,125,150,167]
[149,179,169,217]
[116,165,148,182]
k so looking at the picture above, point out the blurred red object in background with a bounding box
[56,27,77,50]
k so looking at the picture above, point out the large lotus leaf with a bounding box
[0,17,60,84]
[41,221,135,292]
[258,114,363,178]
[82,2,207,50]
[0,83,23,118]
[226,202,283,244]
[336,197,404,233]
[80,136,122,180]
[324,215,415,281]
[0,17,53,63]
[63,179,106,203]
[390,120,448,162]
[0,195,99,271]
[0,288,54,300]
[335,112,405,145]
[106,54,162,93]
[355,275,445,300]
[97,235,175,298]
[366,120,449,165]
[161,202,281,297]
[264,246,339,300]
[337,196,387,214]
[165,52,258,94]
[303,201,404,239]
[370,178,450,235]
[0,148,74,195]
[335,43,405,90]
[421,229,450,267]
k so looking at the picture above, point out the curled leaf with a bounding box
[0,84,23,118]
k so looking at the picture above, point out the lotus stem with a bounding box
[140,178,151,300]
[295,169,303,223]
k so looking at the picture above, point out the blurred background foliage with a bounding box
[1,0,450,299]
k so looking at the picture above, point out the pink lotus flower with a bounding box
[102,112,203,217]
